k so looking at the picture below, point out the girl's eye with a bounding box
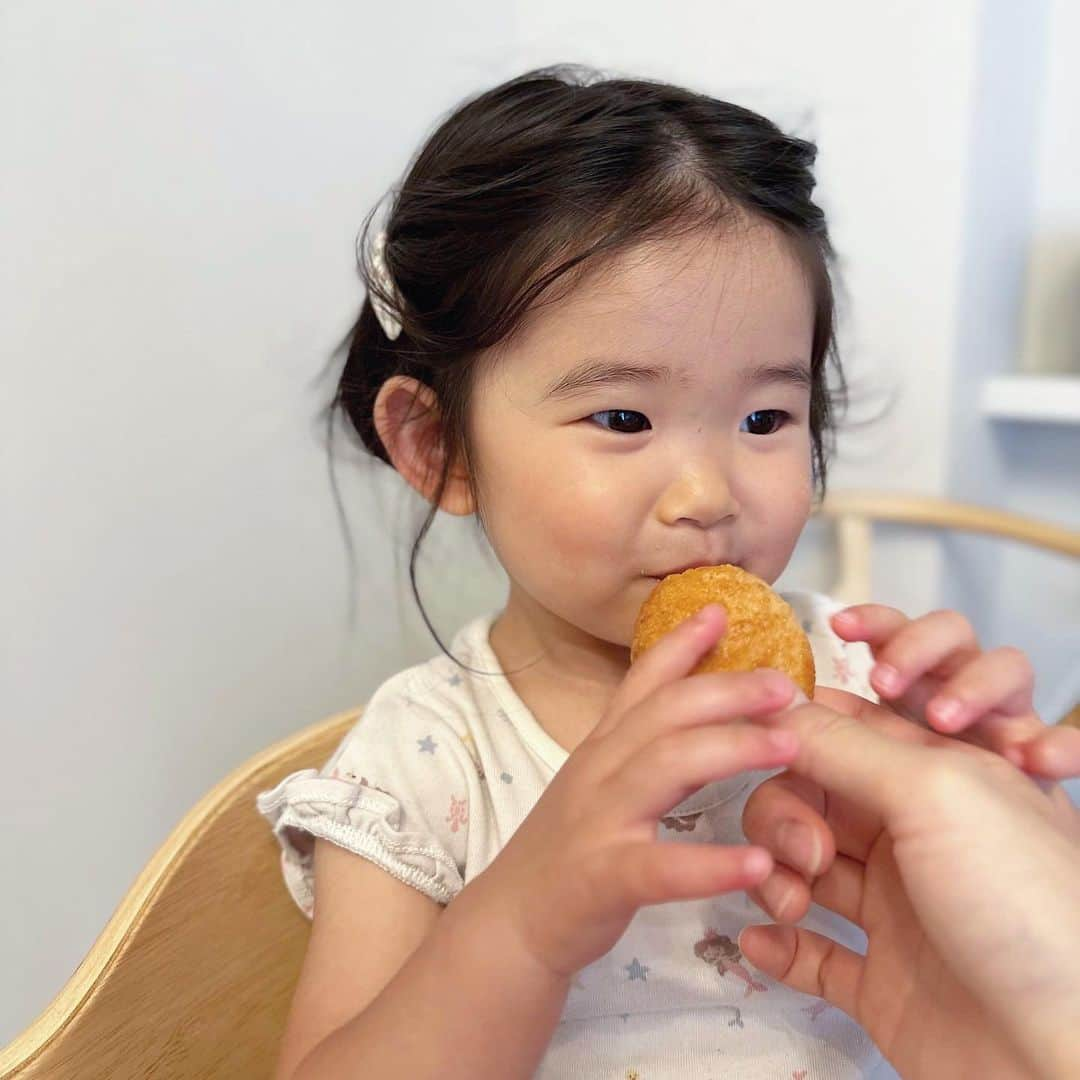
[589,409,651,434]
[740,409,790,435]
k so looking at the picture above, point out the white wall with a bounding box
[2,0,1076,1045]
[1019,0,1080,376]
[941,0,1080,725]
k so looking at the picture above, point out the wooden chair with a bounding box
[816,490,1080,728]
[2,493,1077,1080]
[0,707,360,1080]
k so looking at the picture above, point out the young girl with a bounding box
[256,65,1068,1079]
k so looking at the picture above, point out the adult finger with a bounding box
[747,863,811,924]
[743,766,881,875]
[743,772,831,877]
[738,924,863,1019]
[809,854,865,925]
[812,685,933,742]
[813,685,959,752]
[754,702,925,819]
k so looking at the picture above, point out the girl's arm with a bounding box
[280,839,570,1080]
[283,608,797,1077]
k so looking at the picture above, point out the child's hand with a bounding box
[465,605,801,981]
[830,603,1080,779]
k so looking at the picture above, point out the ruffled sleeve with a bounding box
[255,673,475,918]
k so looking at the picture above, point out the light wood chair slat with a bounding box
[818,490,1080,605]
[0,707,360,1080]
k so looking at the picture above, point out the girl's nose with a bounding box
[656,463,740,528]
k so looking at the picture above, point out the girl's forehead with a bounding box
[489,224,814,394]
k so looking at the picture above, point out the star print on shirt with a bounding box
[447,673,463,687]
[625,958,649,981]
[417,735,437,754]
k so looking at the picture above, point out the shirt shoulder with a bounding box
[255,616,505,915]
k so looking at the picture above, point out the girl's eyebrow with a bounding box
[540,357,678,402]
[740,361,813,390]
[540,356,811,402]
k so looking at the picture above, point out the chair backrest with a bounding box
[816,491,1080,728]
[818,490,1080,605]
[0,707,360,1080]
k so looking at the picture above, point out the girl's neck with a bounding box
[488,586,632,752]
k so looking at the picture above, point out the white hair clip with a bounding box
[368,230,403,340]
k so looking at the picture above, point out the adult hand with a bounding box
[740,699,1080,1079]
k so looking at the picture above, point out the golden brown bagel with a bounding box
[631,564,815,697]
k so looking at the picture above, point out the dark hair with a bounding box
[330,64,847,664]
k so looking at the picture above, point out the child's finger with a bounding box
[865,610,980,700]
[595,604,727,738]
[832,605,971,707]
[612,722,799,823]
[618,840,774,908]
[924,647,1034,733]
[948,711,1047,765]
[614,669,798,764]
[738,924,862,1019]
[1017,725,1080,780]
[829,603,910,647]
[842,680,1043,766]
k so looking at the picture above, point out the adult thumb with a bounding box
[765,701,923,819]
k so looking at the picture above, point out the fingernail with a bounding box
[929,697,962,729]
[873,663,902,695]
[759,872,796,920]
[766,730,799,753]
[692,605,717,626]
[790,689,810,707]
[1002,744,1026,768]
[775,820,823,875]
[739,924,791,976]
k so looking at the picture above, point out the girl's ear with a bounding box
[373,376,476,516]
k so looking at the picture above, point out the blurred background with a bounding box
[3,0,1078,1044]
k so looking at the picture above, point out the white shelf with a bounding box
[980,374,1080,424]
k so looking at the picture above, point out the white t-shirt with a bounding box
[257,591,897,1078]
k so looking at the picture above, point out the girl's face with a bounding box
[468,219,816,663]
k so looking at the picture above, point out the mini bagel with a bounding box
[631,564,815,698]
